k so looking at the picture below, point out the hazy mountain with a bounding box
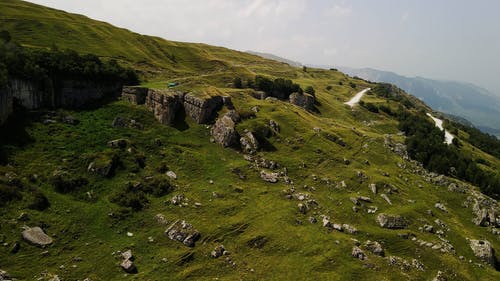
[338,67,500,137]
[246,51,303,67]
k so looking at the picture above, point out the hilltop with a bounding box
[0,1,499,280]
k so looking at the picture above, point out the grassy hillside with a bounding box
[0,1,500,280]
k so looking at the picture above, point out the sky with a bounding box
[28,0,500,95]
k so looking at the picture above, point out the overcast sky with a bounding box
[29,0,500,95]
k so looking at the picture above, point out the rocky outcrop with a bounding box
[289,92,315,111]
[121,86,148,104]
[22,226,53,247]
[472,197,499,227]
[240,131,260,154]
[469,239,496,266]
[260,170,279,183]
[165,220,200,247]
[377,213,408,229]
[120,249,137,273]
[145,89,183,125]
[351,246,366,260]
[211,110,240,147]
[183,93,223,124]
[363,240,384,256]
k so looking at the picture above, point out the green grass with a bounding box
[0,1,499,280]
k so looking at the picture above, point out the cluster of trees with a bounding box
[372,83,415,109]
[233,75,308,100]
[0,30,139,88]
[452,122,500,159]
[398,110,500,198]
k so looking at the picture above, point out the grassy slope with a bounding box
[0,1,499,280]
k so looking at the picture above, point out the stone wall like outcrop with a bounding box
[122,86,149,105]
[183,93,223,124]
[145,89,183,125]
[128,87,230,125]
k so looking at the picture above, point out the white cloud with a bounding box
[324,4,352,17]
[401,12,409,22]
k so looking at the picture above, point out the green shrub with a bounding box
[305,86,315,96]
[233,77,243,89]
[0,184,22,205]
[141,176,173,197]
[50,170,88,193]
[28,190,50,210]
[110,185,149,211]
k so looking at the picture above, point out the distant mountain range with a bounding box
[246,51,303,67]
[337,67,500,137]
[245,53,500,138]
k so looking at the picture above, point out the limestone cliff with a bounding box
[0,77,123,125]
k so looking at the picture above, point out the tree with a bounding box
[0,30,11,43]
[305,86,315,96]
[233,77,243,89]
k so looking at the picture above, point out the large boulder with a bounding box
[120,259,137,274]
[260,170,279,183]
[469,239,496,266]
[289,92,315,111]
[211,111,240,147]
[376,214,408,229]
[22,227,53,247]
[145,89,183,125]
[165,220,200,247]
[121,86,148,105]
[364,240,384,256]
[183,93,223,124]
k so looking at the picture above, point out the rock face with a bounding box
[183,93,223,124]
[0,86,13,125]
[211,111,240,147]
[376,214,408,229]
[121,86,148,104]
[1,78,123,125]
[165,220,200,247]
[289,92,315,111]
[55,80,121,108]
[469,239,496,266]
[145,89,183,125]
[22,227,53,247]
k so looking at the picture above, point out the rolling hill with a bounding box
[0,1,499,280]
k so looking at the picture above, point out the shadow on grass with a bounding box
[0,105,34,164]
